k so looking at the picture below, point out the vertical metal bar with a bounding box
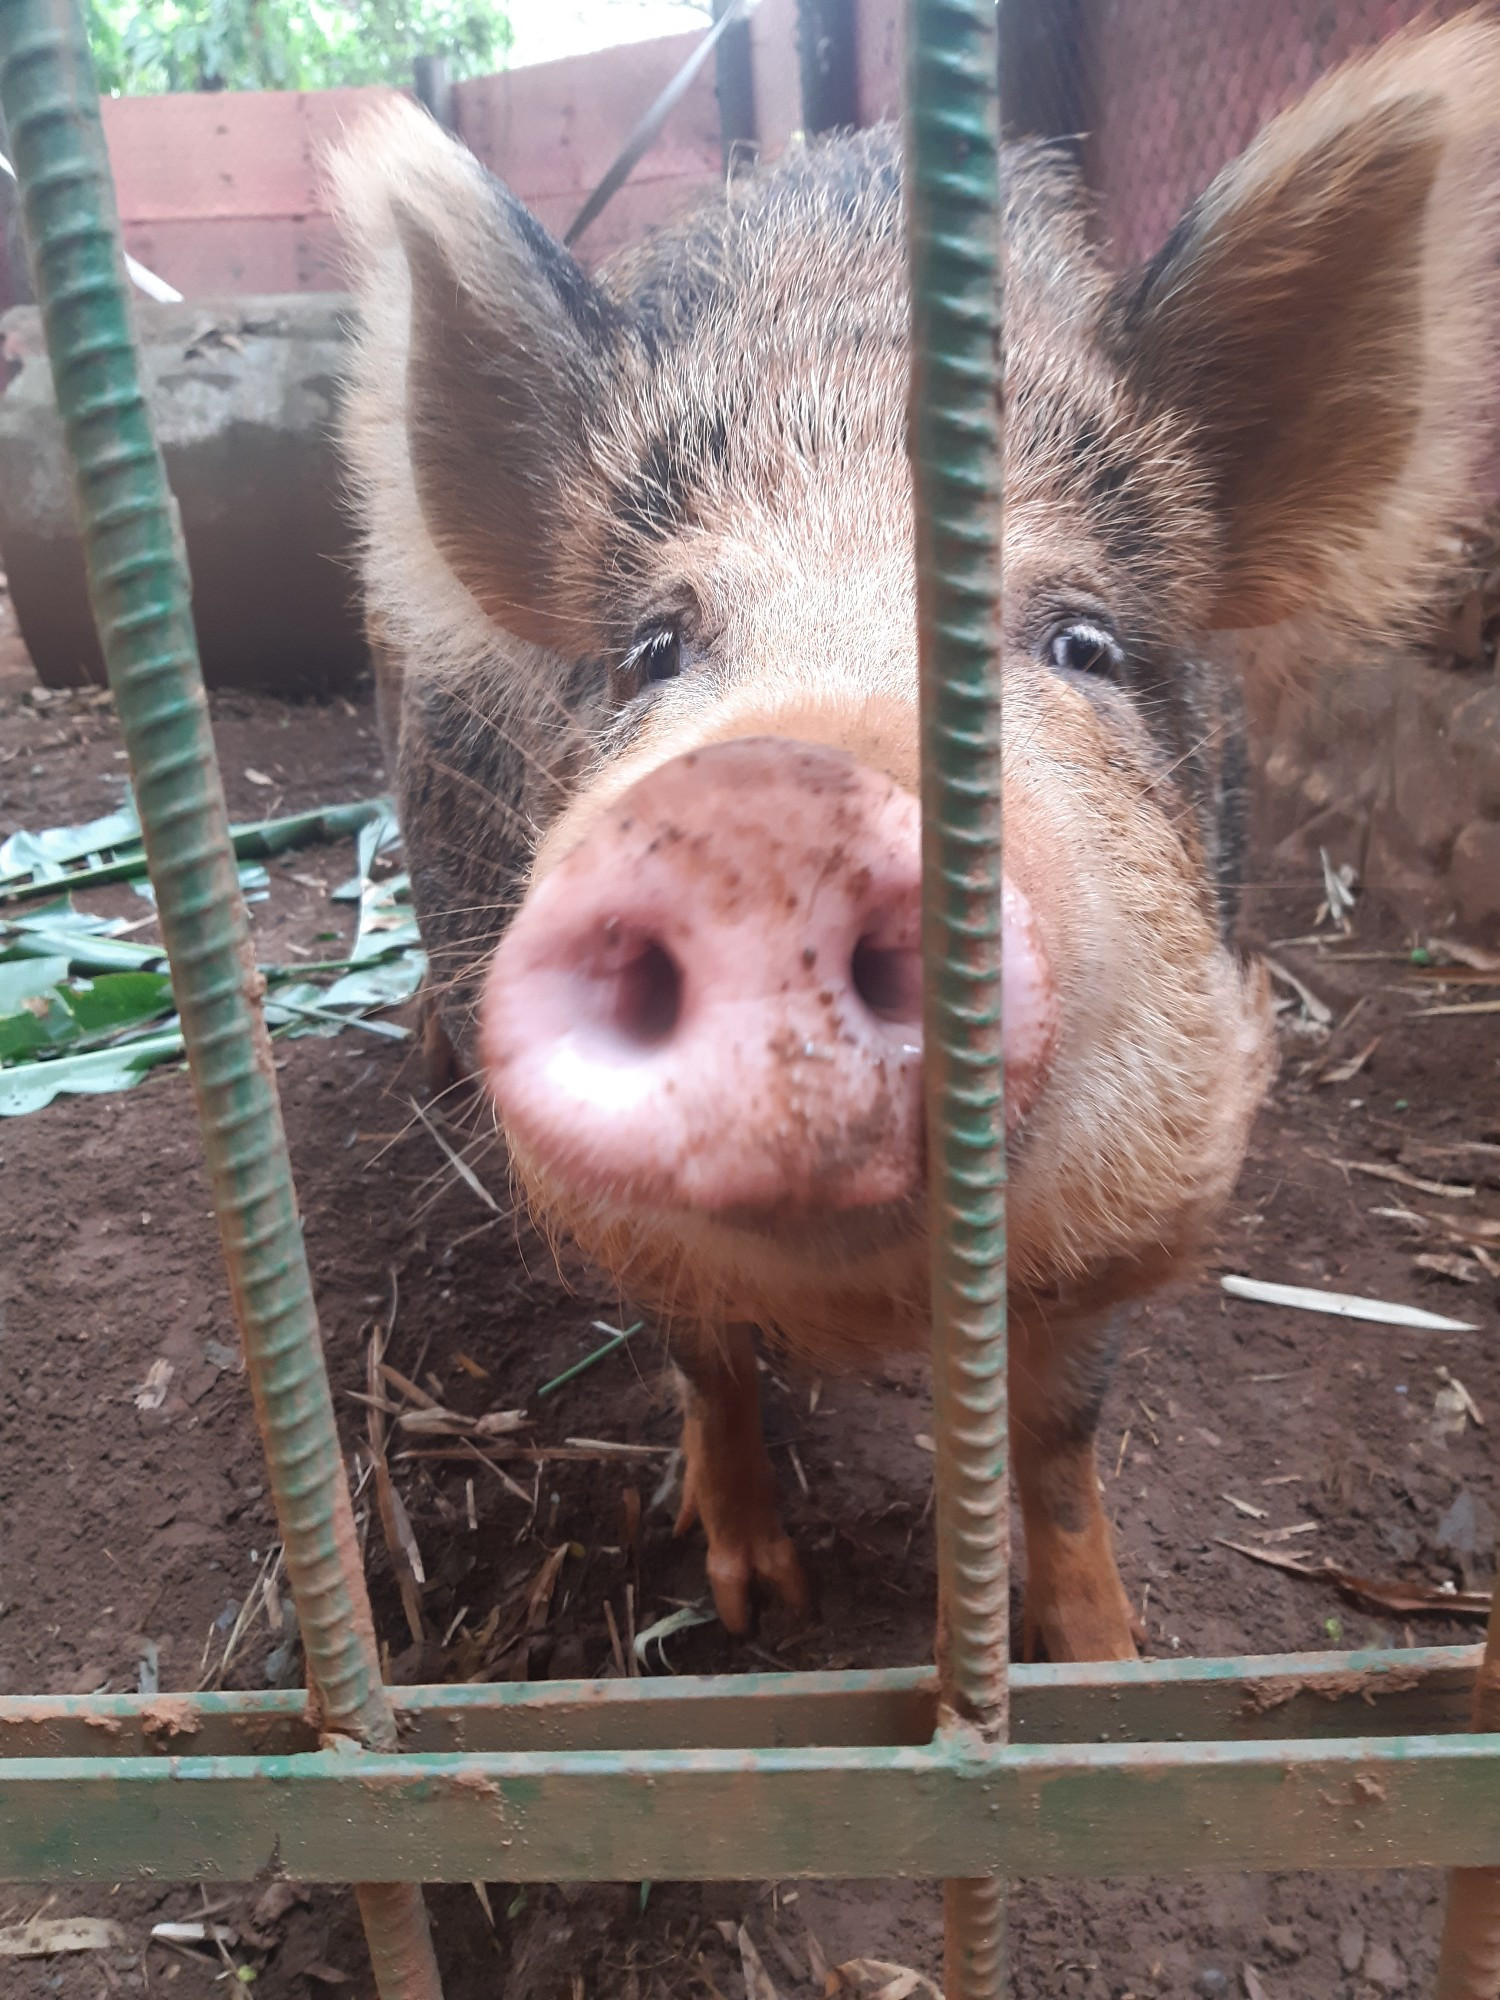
[797,0,859,135]
[712,0,757,172]
[1434,1579,1500,1998]
[904,0,1007,1991]
[0,4,441,1993]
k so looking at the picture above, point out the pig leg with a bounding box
[416,988,466,1099]
[1012,1311,1138,1662]
[672,1326,811,1633]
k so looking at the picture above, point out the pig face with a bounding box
[333,21,1500,1367]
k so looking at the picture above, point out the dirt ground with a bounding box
[1,582,1497,2000]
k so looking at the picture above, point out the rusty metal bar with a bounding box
[0,2,440,1991]
[1435,1578,1500,1996]
[905,0,1007,1983]
[7,1731,1500,1884]
[0,1644,1488,1760]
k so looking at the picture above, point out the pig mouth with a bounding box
[704,1190,925,1257]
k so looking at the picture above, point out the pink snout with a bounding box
[480,739,1056,1219]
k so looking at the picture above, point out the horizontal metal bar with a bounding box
[0,1647,1480,1761]
[4,1731,1500,1883]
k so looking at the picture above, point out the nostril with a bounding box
[850,936,924,1023]
[604,934,683,1047]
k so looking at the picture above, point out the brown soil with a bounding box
[2,586,1497,2000]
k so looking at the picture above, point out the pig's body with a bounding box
[334,20,1500,1657]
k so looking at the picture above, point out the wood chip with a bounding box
[603,1598,627,1678]
[1242,1966,1271,2000]
[1256,1521,1319,1543]
[379,1362,441,1409]
[1438,1368,1485,1428]
[1415,1252,1482,1285]
[149,1921,239,1946]
[1330,1159,1476,1199]
[1426,938,1500,972]
[397,1405,526,1439]
[737,1926,782,2000]
[562,1437,670,1459]
[1221,1274,1475,1332]
[1317,1037,1380,1086]
[1217,1539,1490,1619]
[367,1320,425,1646]
[1222,1494,1268,1520]
[1264,957,1333,1024]
[1415,1000,1500,1017]
[0,1918,128,1957]
[408,1094,503,1211]
[831,1959,942,2000]
[132,1357,173,1411]
[526,1545,569,1631]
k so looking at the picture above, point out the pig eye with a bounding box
[1047,620,1125,680]
[625,624,683,687]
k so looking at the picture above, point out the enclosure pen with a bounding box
[0,0,1498,1993]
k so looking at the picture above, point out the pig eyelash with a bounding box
[1045,620,1126,681]
[622,623,685,688]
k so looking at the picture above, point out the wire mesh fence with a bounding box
[1002,0,1480,270]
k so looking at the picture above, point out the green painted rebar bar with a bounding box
[0,4,441,1992]
[904,0,1007,1991]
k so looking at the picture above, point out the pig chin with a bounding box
[506,1128,936,1358]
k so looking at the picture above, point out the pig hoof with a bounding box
[674,1490,812,1633]
[706,1535,812,1635]
[1022,1593,1139,1665]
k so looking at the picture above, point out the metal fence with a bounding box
[0,1,1497,1997]
[1003,0,1479,267]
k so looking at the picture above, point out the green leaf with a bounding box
[0,798,389,904]
[0,1009,59,1063]
[2,900,169,973]
[0,799,142,891]
[132,861,269,905]
[0,955,72,1013]
[349,808,420,963]
[320,949,425,1011]
[0,1028,185,1116]
[56,971,176,1036]
[86,0,512,97]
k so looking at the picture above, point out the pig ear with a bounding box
[1105,19,1500,634]
[330,99,620,650]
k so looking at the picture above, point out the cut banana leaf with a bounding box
[0,802,424,1114]
[0,798,389,903]
[0,1028,186,1115]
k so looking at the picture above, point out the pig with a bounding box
[331,17,1500,1661]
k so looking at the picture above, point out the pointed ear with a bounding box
[330,98,623,650]
[1105,18,1500,634]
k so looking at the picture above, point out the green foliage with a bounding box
[86,0,511,96]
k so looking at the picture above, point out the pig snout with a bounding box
[480,738,1056,1219]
